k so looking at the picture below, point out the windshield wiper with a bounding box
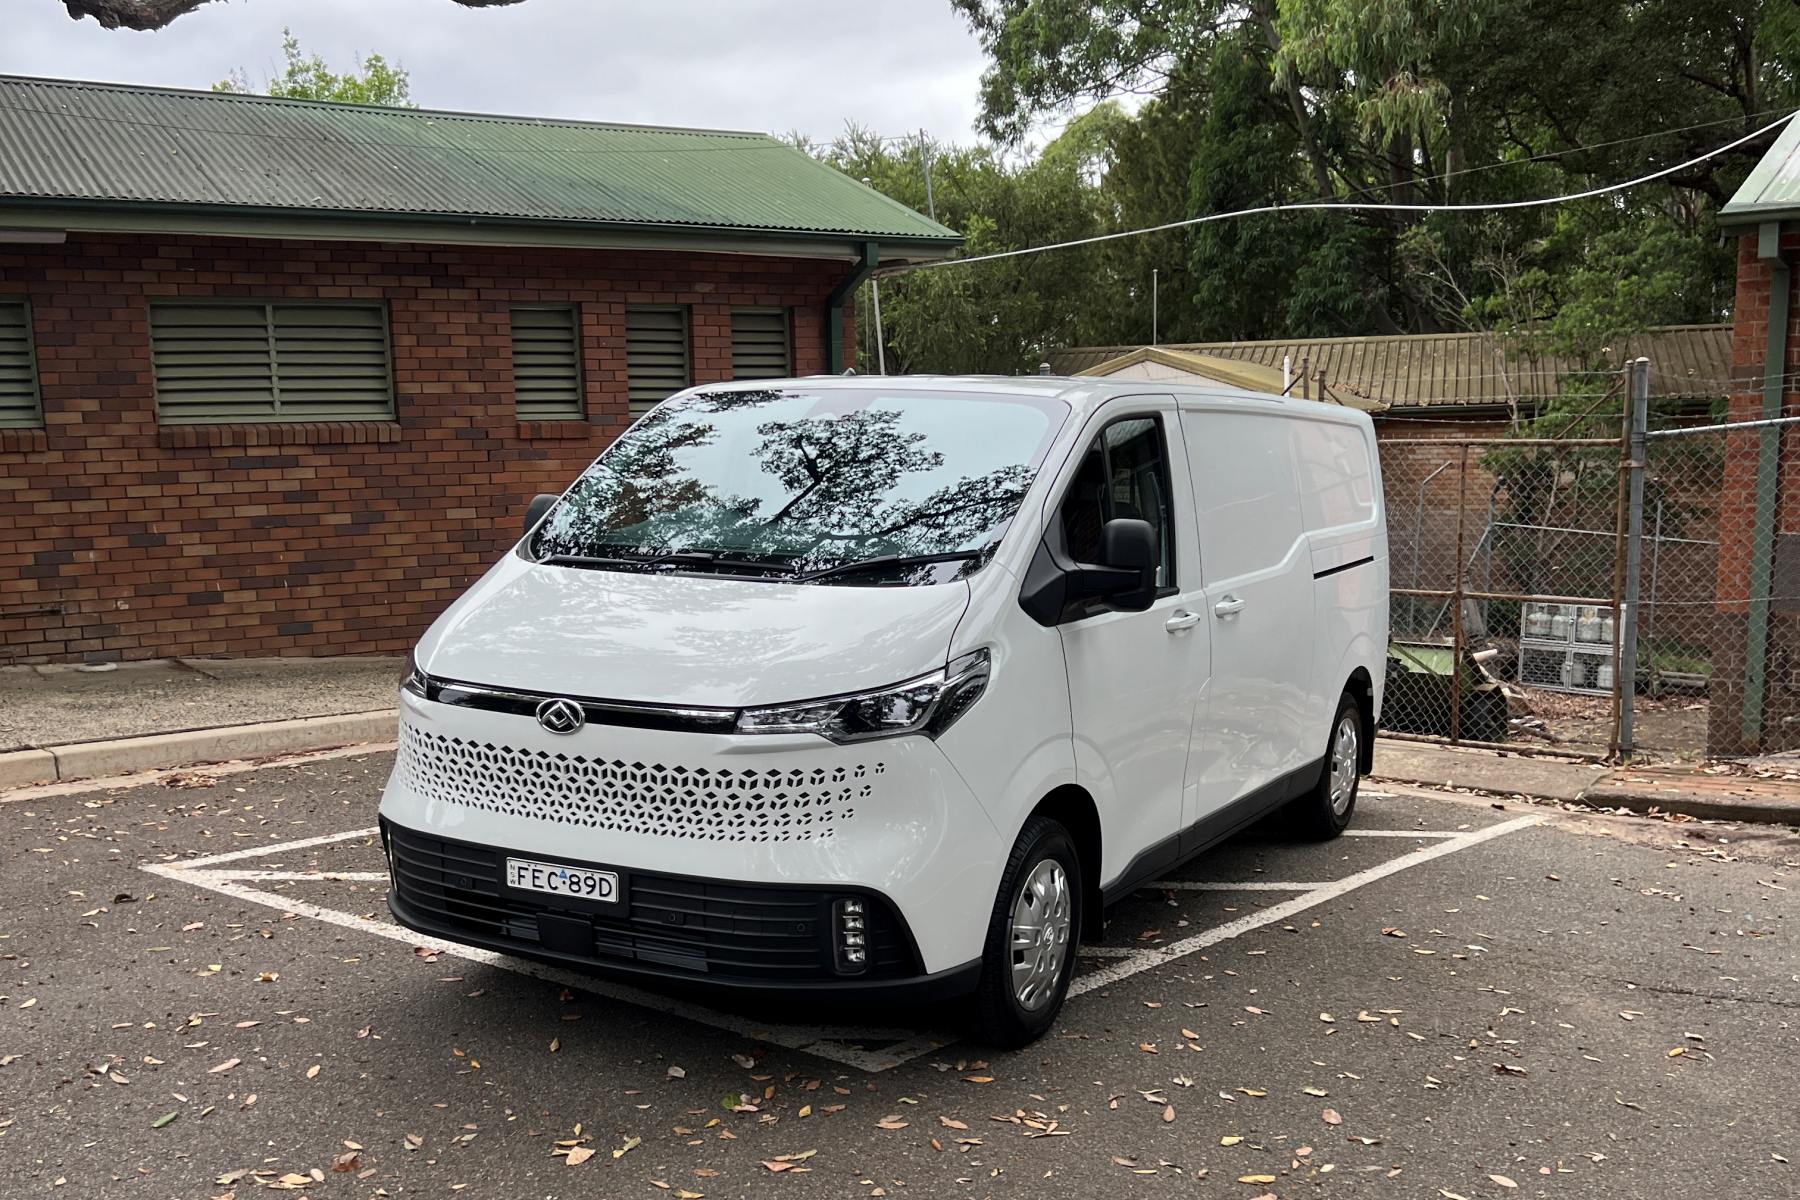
[796,550,983,584]
[537,548,798,575]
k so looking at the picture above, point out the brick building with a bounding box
[0,77,958,664]
[1715,124,1800,755]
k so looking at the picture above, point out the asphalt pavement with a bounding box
[1,749,1795,1199]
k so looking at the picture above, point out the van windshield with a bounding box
[530,387,1066,584]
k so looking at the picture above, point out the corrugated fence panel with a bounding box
[626,306,689,418]
[0,301,41,428]
[730,308,791,380]
[511,306,583,420]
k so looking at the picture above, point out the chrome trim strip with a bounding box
[425,676,738,732]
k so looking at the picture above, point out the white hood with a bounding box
[416,556,972,708]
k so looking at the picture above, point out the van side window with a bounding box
[1058,416,1175,588]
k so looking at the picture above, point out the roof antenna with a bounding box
[1038,362,1052,376]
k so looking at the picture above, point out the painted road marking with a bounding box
[1068,815,1539,997]
[144,813,1539,1072]
[143,838,950,1074]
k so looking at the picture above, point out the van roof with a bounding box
[696,373,1370,422]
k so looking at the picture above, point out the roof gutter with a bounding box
[825,241,879,375]
[1741,220,1790,747]
[0,198,961,262]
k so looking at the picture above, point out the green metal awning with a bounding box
[1722,113,1800,226]
[0,75,961,259]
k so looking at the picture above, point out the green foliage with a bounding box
[914,0,1798,370]
[214,29,414,107]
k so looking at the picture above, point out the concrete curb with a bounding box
[1581,780,1800,826]
[0,709,399,790]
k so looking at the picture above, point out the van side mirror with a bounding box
[523,493,558,539]
[1017,517,1161,625]
[1091,517,1159,611]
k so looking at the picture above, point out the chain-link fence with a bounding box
[1380,430,1625,756]
[1637,411,1800,760]
[1376,360,1800,762]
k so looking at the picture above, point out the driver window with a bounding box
[1057,415,1175,588]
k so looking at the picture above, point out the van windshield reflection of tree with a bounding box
[532,389,1063,585]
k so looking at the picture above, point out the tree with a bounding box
[214,29,413,107]
[60,0,523,30]
[950,0,1799,344]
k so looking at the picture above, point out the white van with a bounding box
[380,376,1387,1045]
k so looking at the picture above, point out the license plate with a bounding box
[504,857,619,904]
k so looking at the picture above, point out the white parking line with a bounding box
[230,870,390,882]
[1068,815,1538,997]
[143,832,952,1074]
[143,814,1539,1072]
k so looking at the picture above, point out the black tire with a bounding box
[971,816,1082,1049]
[1288,691,1363,841]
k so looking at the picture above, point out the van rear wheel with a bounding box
[1288,692,1363,841]
[971,816,1081,1048]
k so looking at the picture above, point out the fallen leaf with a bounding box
[150,1111,179,1129]
[667,1065,685,1079]
[1161,1104,1175,1123]
[208,1058,240,1074]
[876,1116,909,1130]
[1220,1135,1243,1146]
[1239,1175,1277,1184]
[305,1064,320,1079]
[1489,1175,1518,1189]
[939,1116,968,1130]
[1322,1108,1343,1125]
[762,1161,795,1173]
[1303,1086,1329,1097]
[564,1146,595,1167]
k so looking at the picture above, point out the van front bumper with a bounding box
[381,818,982,999]
[377,692,1005,986]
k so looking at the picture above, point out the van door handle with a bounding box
[1213,595,1246,617]
[1164,610,1203,633]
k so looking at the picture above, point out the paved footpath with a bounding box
[1,750,1796,1198]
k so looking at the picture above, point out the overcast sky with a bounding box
[1,0,995,144]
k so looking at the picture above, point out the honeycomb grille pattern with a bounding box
[395,722,880,841]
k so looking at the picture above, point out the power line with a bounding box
[890,111,1796,275]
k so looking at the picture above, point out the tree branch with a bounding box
[62,0,526,29]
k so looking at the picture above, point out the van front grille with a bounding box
[382,821,917,980]
[394,720,880,842]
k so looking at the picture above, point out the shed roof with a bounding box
[1047,325,1731,411]
[1722,113,1800,225]
[1072,345,1393,407]
[0,75,960,258]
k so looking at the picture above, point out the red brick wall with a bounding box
[0,232,853,664]
[1710,233,1800,754]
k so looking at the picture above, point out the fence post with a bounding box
[1617,358,1650,756]
[1449,444,1470,744]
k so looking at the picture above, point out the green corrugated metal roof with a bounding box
[1047,325,1731,410]
[1723,113,1800,223]
[0,75,960,252]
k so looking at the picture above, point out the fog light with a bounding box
[834,897,870,974]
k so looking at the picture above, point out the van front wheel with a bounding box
[971,816,1082,1048]
[1288,692,1363,840]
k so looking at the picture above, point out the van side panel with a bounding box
[1293,414,1389,735]
[1180,404,1317,807]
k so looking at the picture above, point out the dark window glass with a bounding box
[1057,415,1175,587]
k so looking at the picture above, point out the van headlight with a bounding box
[400,650,429,699]
[735,649,990,743]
